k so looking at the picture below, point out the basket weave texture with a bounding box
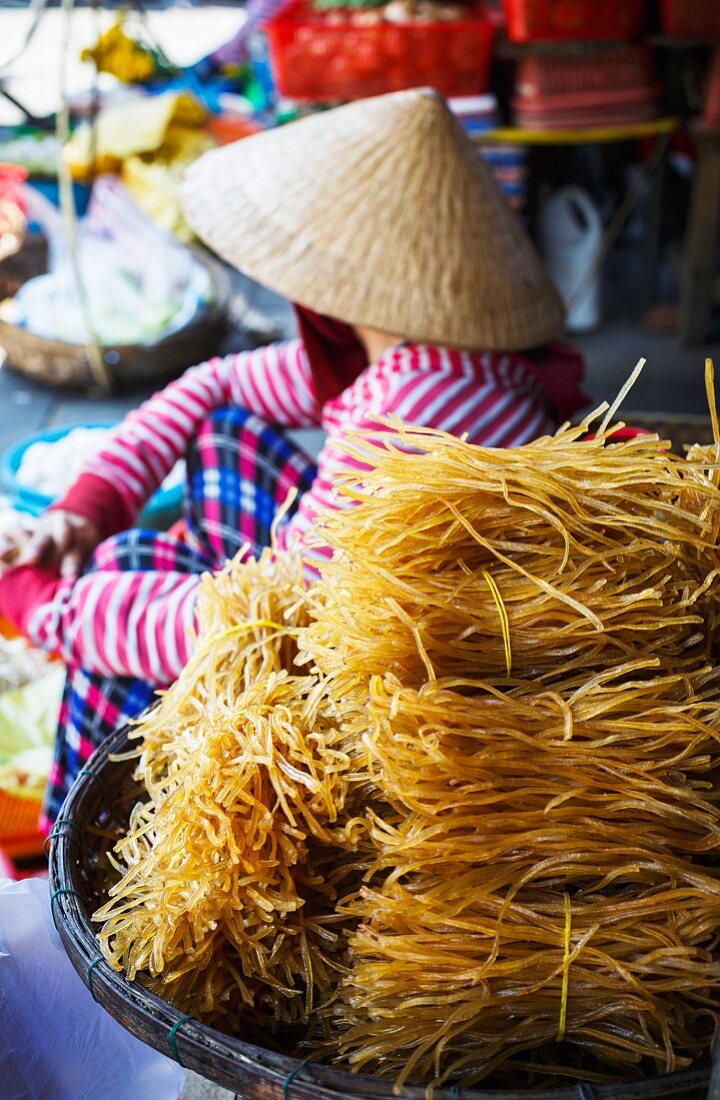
[49,720,712,1100]
[182,88,565,353]
[0,237,229,393]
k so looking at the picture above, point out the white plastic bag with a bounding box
[0,877,186,1100]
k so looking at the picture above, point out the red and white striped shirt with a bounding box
[0,339,563,684]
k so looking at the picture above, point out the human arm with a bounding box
[0,340,321,575]
[0,558,200,683]
[0,511,101,579]
[55,339,321,540]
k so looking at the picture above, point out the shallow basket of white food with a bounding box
[0,424,185,530]
[0,235,229,393]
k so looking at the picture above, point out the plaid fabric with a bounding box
[184,405,317,561]
[41,408,317,831]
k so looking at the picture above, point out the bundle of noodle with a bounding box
[94,550,360,1035]
[131,548,310,788]
[297,399,720,1087]
[324,668,720,1088]
[96,369,720,1090]
[303,420,720,692]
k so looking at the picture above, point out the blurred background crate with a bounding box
[513,46,660,129]
[267,1,495,102]
[660,0,720,39]
[501,0,646,44]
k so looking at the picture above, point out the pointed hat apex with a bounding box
[182,88,564,350]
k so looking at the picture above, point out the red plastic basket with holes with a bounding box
[516,45,656,98]
[267,1,495,102]
[513,46,659,128]
[502,0,646,43]
[660,0,720,38]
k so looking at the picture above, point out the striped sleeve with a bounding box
[384,346,555,447]
[5,566,201,683]
[57,339,320,534]
[281,344,556,563]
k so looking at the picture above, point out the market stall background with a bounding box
[0,0,718,461]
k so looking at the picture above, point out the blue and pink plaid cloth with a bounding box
[41,407,317,831]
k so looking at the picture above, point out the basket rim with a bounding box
[48,720,713,1100]
[0,242,230,358]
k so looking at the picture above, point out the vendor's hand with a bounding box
[0,513,35,575]
[1,511,101,577]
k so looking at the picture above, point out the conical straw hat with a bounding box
[182,88,564,351]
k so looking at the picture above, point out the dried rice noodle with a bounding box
[97,381,720,1089]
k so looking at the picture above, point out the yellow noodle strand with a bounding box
[481,569,512,675]
[598,358,646,437]
[558,891,572,1041]
[95,387,720,1091]
[706,359,718,445]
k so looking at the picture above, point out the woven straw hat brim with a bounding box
[182,89,564,351]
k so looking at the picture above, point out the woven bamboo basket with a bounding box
[48,720,713,1100]
[0,237,229,393]
[624,412,716,451]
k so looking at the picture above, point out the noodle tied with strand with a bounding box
[95,552,359,1035]
[95,378,720,1090]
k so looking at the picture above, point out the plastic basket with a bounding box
[0,789,43,860]
[515,45,656,98]
[0,424,184,530]
[660,0,720,38]
[267,1,495,102]
[514,101,658,129]
[513,46,658,127]
[502,0,646,42]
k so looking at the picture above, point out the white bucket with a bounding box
[539,186,603,334]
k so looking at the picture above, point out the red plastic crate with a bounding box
[515,45,657,99]
[515,101,658,129]
[513,46,659,129]
[267,2,495,102]
[702,47,720,129]
[660,0,720,38]
[502,0,645,42]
